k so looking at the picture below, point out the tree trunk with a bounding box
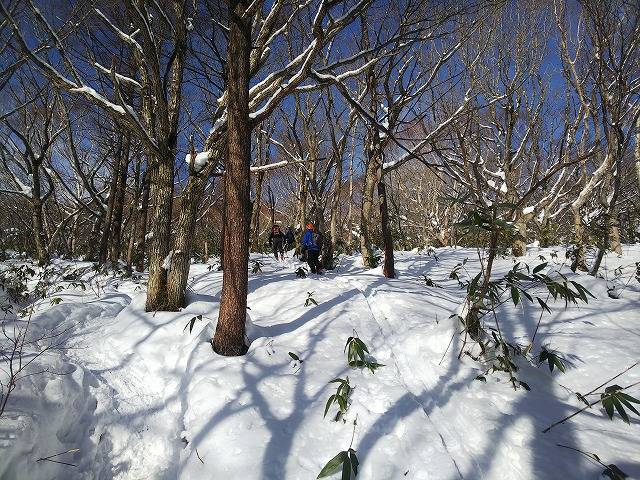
[571,206,588,272]
[98,139,123,264]
[213,0,251,356]
[608,214,622,255]
[636,114,640,190]
[126,160,142,270]
[29,165,48,264]
[250,130,265,251]
[250,171,264,251]
[296,166,307,253]
[134,172,150,272]
[70,215,80,257]
[607,151,623,255]
[360,157,377,267]
[219,179,226,270]
[166,174,205,310]
[87,215,103,261]
[512,216,527,257]
[347,155,354,249]
[326,151,344,270]
[144,151,174,311]
[378,174,394,278]
[110,136,131,263]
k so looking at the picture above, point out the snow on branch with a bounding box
[94,63,142,89]
[69,86,126,115]
[185,151,211,173]
[94,8,144,55]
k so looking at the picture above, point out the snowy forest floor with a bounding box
[1,245,639,479]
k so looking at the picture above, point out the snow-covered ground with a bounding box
[1,245,639,479]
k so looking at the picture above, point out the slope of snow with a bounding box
[1,246,639,479]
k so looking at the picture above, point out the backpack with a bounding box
[313,232,323,249]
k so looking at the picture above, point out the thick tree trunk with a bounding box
[166,174,205,310]
[378,175,394,278]
[296,167,307,253]
[347,155,354,249]
[608,215,622,255]
[165,142,222,310]
[636,115,640,191]
[144,151,174,311]
[607,153,623,255]
[98,140,123,264]
[30,204,48,265]
[30,168,48,265]
[213,0,251,356]
[219,180,226,270]
[325,154,344,270]
[87,215,103,261]
[126,160,142,269]
[134,172,150,272]
[110,136,130,263]
[360,158,377,267]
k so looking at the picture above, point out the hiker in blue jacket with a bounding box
[302,222,323,274]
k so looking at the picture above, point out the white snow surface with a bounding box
[1,246,639,479]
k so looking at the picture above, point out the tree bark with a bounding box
[250,135,265,253]
[110,136,131,263]
[134,172,150,272]
[87,215,103,261]
[213,0,251,356]
[295,166,307,252]
[250,170,264,251]
[166,141,222,310]
[360,157,377,267]
[571,206,588,272]
[347,155,354,249]
[636,115,640,191]
[30,168,48,265]
[98,137,123,264]
[326,145,344,269]
[166,174,204,310]
[144,150,174,311]
[512,216,527,257]
[378,174,394,278]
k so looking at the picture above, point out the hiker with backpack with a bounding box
[268,225,286,261]
[302,222,323,274]
[284,226,295,251]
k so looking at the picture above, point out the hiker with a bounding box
[302,223,323,274]
[268,225,285,261]
[284,226,295,251]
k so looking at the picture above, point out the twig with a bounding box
[36,448,80,467]
[195,448,205,465]
[348,414,358,450]
[556,443,620,474]
[439,328,457,366]
[543,381,640,433]
[582,361,638,397]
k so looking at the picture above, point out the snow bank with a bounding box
[1,248,639,479]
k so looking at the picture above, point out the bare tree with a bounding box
[555,0,640,271]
